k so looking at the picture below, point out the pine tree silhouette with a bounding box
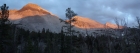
[0,4,13,53]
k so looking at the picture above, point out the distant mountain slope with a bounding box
[68,16,119,29]
[8,3,121,33]
[69,16,104,28]
[105,22,118,29]
[18,15,65,32]
[8,3,64,32]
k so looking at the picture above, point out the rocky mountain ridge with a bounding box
[8,3,121,33]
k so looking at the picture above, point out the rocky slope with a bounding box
[68,16,119,29]
[8,3,120,33]
[9,3,64,32]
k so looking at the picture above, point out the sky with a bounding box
[0,0,140,27]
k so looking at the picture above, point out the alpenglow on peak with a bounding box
[18,3,49,13]
[15,3,51,17]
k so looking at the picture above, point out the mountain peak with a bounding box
[19,3,41,11]
[16,3,51,17]
[24,3,41,9]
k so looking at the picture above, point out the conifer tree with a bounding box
[0,4,12,53]
[65,8,77,53]
[65,8,77,36]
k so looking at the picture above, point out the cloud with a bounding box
[0,0,139,27]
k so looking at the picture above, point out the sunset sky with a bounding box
[0,0,140,27]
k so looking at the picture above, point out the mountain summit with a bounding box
[16,3,51,17]
[19,3,42,11]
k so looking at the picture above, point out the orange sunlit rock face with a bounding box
[68,16,122,29]
[70,16,104,28]
[16,3,51,17]
[9,3,52,20]
[8,3,122,30]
